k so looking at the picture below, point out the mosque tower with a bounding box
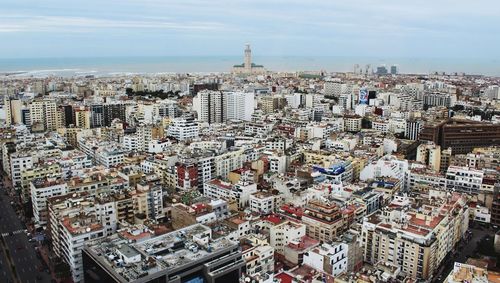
[244,43,252,70]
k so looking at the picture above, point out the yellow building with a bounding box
[57,127,81,147]
[416,142,441,172]
[21,162,62,203]
[74,107,91,129]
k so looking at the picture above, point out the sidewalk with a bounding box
[38,244,74,283]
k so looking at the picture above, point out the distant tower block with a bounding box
[232,44,266,75]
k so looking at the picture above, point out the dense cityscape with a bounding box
[0,43,498,283]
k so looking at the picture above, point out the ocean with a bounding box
[0,56,498,77]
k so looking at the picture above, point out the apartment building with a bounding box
[301,199,344,243]
[446,166,484,194]
[361,194,469,280]
[167,115,199,141]
[303,242,348,276]
[249,191,275,215]
[82,224,244,283]
[254,215,307,255]
[203,179,257,209]
[29,99,62,131]
[31,177,67,227]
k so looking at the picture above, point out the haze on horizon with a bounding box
[1,0,499,59]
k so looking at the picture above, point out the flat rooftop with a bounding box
[86,224,238,282]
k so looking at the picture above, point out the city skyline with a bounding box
[1,0,500,59]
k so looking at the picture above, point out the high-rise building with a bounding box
[156,100,180,118]
[260,95,287,114]
[376,65,388,75]
[3,96,22,126]
[90,104,104,128]
[61,105,74,127]
[420,119,500,154]
[103,103,127,126]
[74,106,91,129]
[405,120,424,140]
[361,195,469,280]
[422,92,456,107]
[226,91,255,121]
[29,99,60,131]
[193,90,227,124]
[390,65,398,75]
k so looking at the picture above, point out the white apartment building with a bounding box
[226,91,255,121]
[31,178,67,226]
[123,135,139,151]
[95,148,125,168]
[265,138,293,151]
[266,152,287,174]
[214,149,245,178]
[360,155,408,182]
[49,193,119,282]
[244,122,274,136]
[148,139,172,153]
[203,179,257,209]
[303,242,348,276]
[269,220,306,254]
[446,166,484,194]
[59,215,105,282]
[242,238,274,279]
[10,152,33,187]
[167,115,199,140]
[405,167,447,191]
[249,192,275,214]
[372,120,390,134]
[324,82,348,97]
[285,93,302,108]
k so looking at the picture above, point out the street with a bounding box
[431,226,495,282]
[0,186,52,283]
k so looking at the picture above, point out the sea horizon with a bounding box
[0,55,499,77]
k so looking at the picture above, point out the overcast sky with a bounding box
[1,0,499,58]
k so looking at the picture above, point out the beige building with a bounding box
[29,99,62,131]
[301,199,344,243]
[74,106,91,129]
[361,194,469,280]
[416,142,441,172]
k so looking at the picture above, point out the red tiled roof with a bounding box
[262,214,284,225]
[275,272,293,283]
[280,204,304,218]
[287,235,319,251]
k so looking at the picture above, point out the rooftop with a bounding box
[85,224,238,282]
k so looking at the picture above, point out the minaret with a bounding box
[244,44,252,71]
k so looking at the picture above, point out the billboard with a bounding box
[359,87,368,104]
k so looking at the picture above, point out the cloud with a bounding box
[0,0,498,58]
[0,15,226,33]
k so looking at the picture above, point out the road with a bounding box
[0,239,14,283]
[0,186,52,283]
[431,226,494,282]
